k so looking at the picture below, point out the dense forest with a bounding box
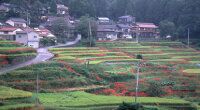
[0,0,200,39]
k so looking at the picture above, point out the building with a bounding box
[57,4,69,15]
[97,17,111,25]
[131,22,159,39]
[97,25,118,40]
[16,31,40,48]
[34,28,56,40]
[0,3,18,13]
[118,15,135,25]
[6,18,27,28]
[116,24,132,39]
[0,27,22,40]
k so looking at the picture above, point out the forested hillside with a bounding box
[1,0,200,39]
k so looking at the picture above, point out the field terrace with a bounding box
[0,41,199,109]
[49,41,200,104]
[0,38,36,69]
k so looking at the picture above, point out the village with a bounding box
[0,2,159,48]
[0,1,199,110]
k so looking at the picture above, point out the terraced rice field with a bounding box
[0,39,36,69]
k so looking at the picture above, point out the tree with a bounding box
[50,0,57,14]
[75,15,97,39]
[48,18,68,42]
[159,20,175,38]
[68,0,90,18]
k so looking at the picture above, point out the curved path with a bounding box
[0,36,81,74]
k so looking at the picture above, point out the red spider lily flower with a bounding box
[96,76,103,80]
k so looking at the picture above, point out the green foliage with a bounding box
[118,102,144,110]
[75,15,97,39]
[159,20,176,38]
[38,91,192,107]
[0,86,32,99]
[147,82,166,97]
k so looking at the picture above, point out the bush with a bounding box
[147,81,166,97]
[118,102,144,110]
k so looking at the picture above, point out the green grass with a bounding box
[39,91,191,107]
[149,59,185,62]
[183,69,200,73]
[0,86,32,99]
[0,104,35,110]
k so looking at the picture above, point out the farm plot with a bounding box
[0,86,34,110]
[1,41,200,109]
[39,91,195,110]
[0,39,36,69]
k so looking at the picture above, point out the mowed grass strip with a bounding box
[0,104,35,110]
[0,86,32,99]
[183,69,200,73]
[172,56,200,59]
[59,52,123,56]
[39,91,191,107]
[52,50,108,54]
[110,46,152,49]
[49,47,100,51]
[149,59,185,62]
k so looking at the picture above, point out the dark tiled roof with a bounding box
[117,24,131,29]
[97,25,117,32]
[8,18,26,23]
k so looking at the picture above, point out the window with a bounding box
[34,36,37,38]
[19,35,22,38]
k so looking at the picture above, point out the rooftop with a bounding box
[119,15,135,19]
[7,18,26,23]
[134,22,158,28]
[0,27,19,31]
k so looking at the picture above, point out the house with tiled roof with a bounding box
[131,22,159,39]
[0,27,22,40]
[0,3,18,13]
[97,24,118,40]
[6,18,27,28]
[57,4,69,15]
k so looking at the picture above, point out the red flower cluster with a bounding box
[117,72,128,75]
[114,82,126,91]
[8,48,35,52]
[103,73,109,75]
[96,76,103,80]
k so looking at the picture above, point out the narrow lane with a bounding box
[0,36,81,74]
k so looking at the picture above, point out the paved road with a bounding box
[0,36,81,74]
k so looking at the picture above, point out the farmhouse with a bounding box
[6,18,27,28]
[0,27,22,40]
[16,31,40,48]
[131,22,159,39]
[97,25,118,40]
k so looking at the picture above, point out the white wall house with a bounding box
[0,27,22,40]
[16,31,40,48]
[6,18,27,28]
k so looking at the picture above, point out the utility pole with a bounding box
[26,10,29,46]
[36,73,39,106]
[89,20,92,47]
[188,28,190,48]
[136,27,139,43]
[135,61,140,103]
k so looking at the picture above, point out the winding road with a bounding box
[0,36,81,74]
